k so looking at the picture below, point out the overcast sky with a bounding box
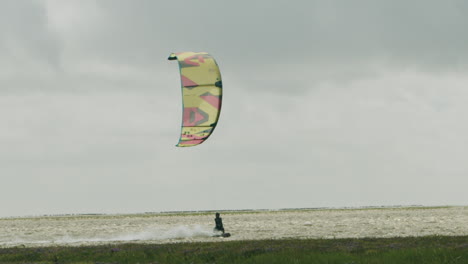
[1,0,468,217]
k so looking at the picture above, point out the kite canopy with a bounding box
[168,52,223,147]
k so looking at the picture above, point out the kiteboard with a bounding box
[212,232,231,238]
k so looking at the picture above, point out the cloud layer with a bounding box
[1,0,468,217]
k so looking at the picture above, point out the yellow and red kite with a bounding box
[168,52,223,147]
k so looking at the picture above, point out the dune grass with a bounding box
[1,235,468,264]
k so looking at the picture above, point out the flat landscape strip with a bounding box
[1,235,468,264]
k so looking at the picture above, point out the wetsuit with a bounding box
[214,213,225,233]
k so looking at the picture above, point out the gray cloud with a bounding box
[4,0,466,94]
[49,1,468,69]
[0,1,60,72]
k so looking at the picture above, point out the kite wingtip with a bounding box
[168,53,177,60]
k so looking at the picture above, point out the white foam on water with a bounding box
[111,225,215,241]
[1,225,215,247]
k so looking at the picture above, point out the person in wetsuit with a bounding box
[214,212,225,234]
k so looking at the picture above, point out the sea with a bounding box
[1,206,467,248]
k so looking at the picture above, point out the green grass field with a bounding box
[1,235,468,264]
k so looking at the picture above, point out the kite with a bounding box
[168,52,223,147]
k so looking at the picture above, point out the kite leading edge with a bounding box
[168,52,223,147]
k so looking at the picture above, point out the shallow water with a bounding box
[1,207,467,248]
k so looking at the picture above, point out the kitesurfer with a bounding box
[214,212,225,233]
